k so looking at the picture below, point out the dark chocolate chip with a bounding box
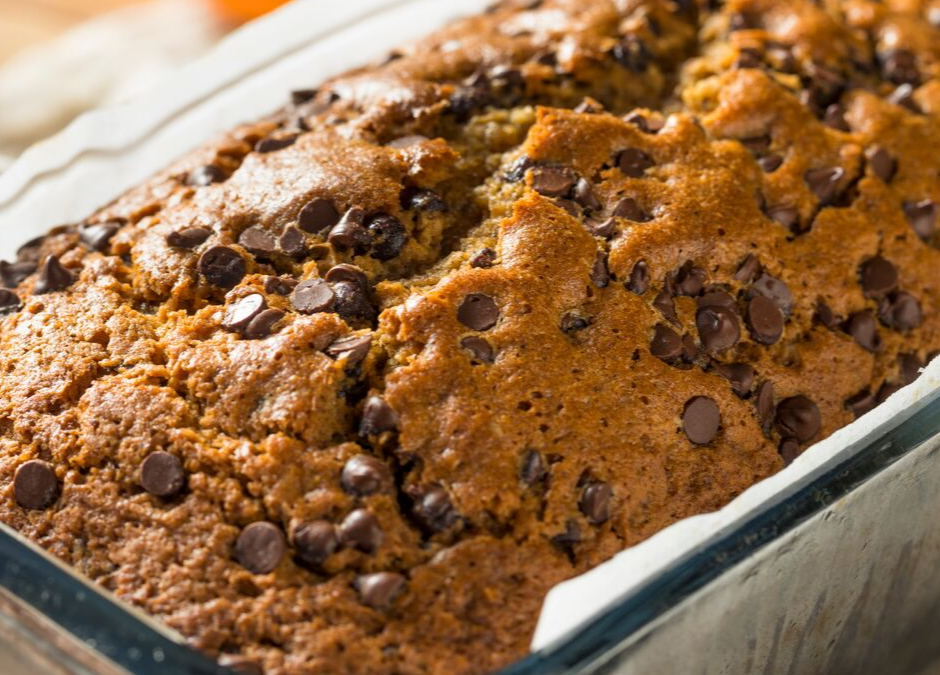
[651,324,683,363]
[324,264,368,287]
[779,438,800,466]
[815,300,838,329]
[328,208,371,251]
[591,251,610,288]
[746,295,784,345]
[823,104,850,132]
[552,199,581,218]
[585,217,617,238]
[338,509,384,553]
[223,294,267,332]
[758,154,784,173]
[400,187,448,213]
[355,572,406,610]
[859,256,898,299]
[13,460,59,510]
[697,291,737,311]
[341,455,392,496]
[845,389,875,418]
[682,396,721,445]
[367,214,408,261]
[469,248,497,269]
[255,135,298,153]
[580,482,612,525]
[804,166,845,205]
[291,279,335,314]
[332,280,375,323]
[291,88,318,105]
[880,49,920,86]
[80,221,121,252]
[733,255,760,284]
[263,276,298,295]
[198,246,246,289]
[766,205,801,233]
[243,309,285,340]
[238,227,277,258]
[878,291,922,331]
[573,178,602,212]
[360,395,398,436]
[611,197,651,222]
[887,84,919,112]
[166,226,212,249]
[186,165,226,187]
[520,450,547,486]
[876,382,901,404]
[673,263,706,296]
[756,381,775,435]
[33,255,75,294]
[278,226,308,259]
[298,198,340,234]
[748,273,793,316]
[530,166,577,198]
[713,362,755,398]
[611,36,650,72]
[0,289,21,315]
[560,312,590,334]
[616,148,654,178]
[326,334,372,365]
[236,522,286,574]
[460,336,495,363]
[845,311,882,351]
[626,261,650,294]
[774,395,821,443]
[653,290,678,325]
[294,520,337,567]
[867,147,896,182]
[139,451,186,498]
[696,305,740,353]
[903,200,937,241]
[412,486,458,533]
[457,293,499,331]
[899,353,922,386]
[0,260,37,288]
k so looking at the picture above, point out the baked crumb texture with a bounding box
[2,0,940,673]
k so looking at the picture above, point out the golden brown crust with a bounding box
[2,1,940,674]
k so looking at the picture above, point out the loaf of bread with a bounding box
[1,0,939,673]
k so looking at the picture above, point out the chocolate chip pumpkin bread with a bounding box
[2,0,940,673]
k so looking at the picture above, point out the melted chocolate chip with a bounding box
[199,246,246,289]
[651,324,683,363]
[356,572,406,610]
[186,165,226,187]
[520,451,547,486]
[278,226,308,259]
[804,166,845,205]
[469,248,497,269]
[341,455,392,496]
[696,305,740,353]
[412,486,458,533]
[0,289,21,315]
[223,294,267,332]
[616,148,654,178]
[367,214,408,260]
[713,363,755,398]
[774,395,821,443]
[139,451,186,498]
[903,200,937,241]
[859,256,898,299]
[236,522,286,574]
[294,520,337,567]
[626,261,650,294]
[360,396,398,436]
[591,251,610,288]
[339,509,384,553]
[326,334,372,365]
[779,438,800,466]
[746,295,784,345]
[531,166,577,197]
[461,336,495,363]
[79,221,121,252]
[238,227,277,258]
[328,208,371,251]
[845,311,883,352]
[756,381,775,435]
[879,291,922,331]
[291,279,335,314]
[166,226,212,249]
[33,255,75,294]
[298,198,341,234]
[243,309,284,340]
[748,273,793,316]
[867,147,896,182]
[457,293,499,331]
[580,482,612,525]
[574,179,602,211]
[673,263,706,296]
[0,260,37,288]
[683,396,721,445]
[611,197,651,222]
[13,460,59,510]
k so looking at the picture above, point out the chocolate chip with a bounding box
[238,226,277,258]
[779,438,800,466]
[186,165,226,187]
[746,295,784,345]
[650,324,683,363]
[460,336,495,363]
[805,166,845,205]
[627,261,650,294]
[801,62,846,113]
[0,289,21,315]
[611,36,649,72]
[367,214,407,261]
[586,218,617,238]
[815,300,838,329]
[294,520,337,567]
[867,147,896,182]
[255,135,298,153]
[845,311,882,351]
[748,273,793,316]
[326,334,372,365]
[16,236,44,263]
[457,293,499,331]
[774,395,821,443]
[139,451,186,498]
[520,450,546,485]
[529,166,576,198]
[859,256,898,299]
[298,198,341,234]
[756,381,774,435]
[845,389,875,418]
[266,277,298,298]
[580,482,612,525]
[291,88,318,105]
[553,198,583,217]
[698,291,736,311]
[338,509,384,553]
[412,486,458,533]
[80,221,121,252]
[243,309,284,339]
[733,255,760,284]
[236,522,286,574]
[611,197,651,222]
[223,294,267,332]
[13,460,59,510]
[469,248,497,269]
[759,155,784,173]
[332,280,375,323]
[734,49,762,70]
[876,382,901,404]
[33,255,75,294]
[199,246,246,289]
[591,251,610,288]
[903,200,937,241]
[360,395,398,436]
[341,455,391,496]
[653,290,678,325]
[887,84,919,112]
[898,353,922,386]
[166,226,212,249]
[291,279,335,314]
[879,291,922,331]
[766,205,801,233]
[355,572,406,610]
[681,334,700,363]
[696,305,740,353]
[713,363,754,397]
[550,520,581,559]
[673,263,706,296]
[278,226,308,259]
[572,178,602,212]
[328,208,371,251]
[880,49,920,86]
[682,396,721,445]
[560,312,590,333]
[0,260,37,288]
[740,136,770,154]
[401,187,448,213]
[616,148,654,178]
[823,104,850,132]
